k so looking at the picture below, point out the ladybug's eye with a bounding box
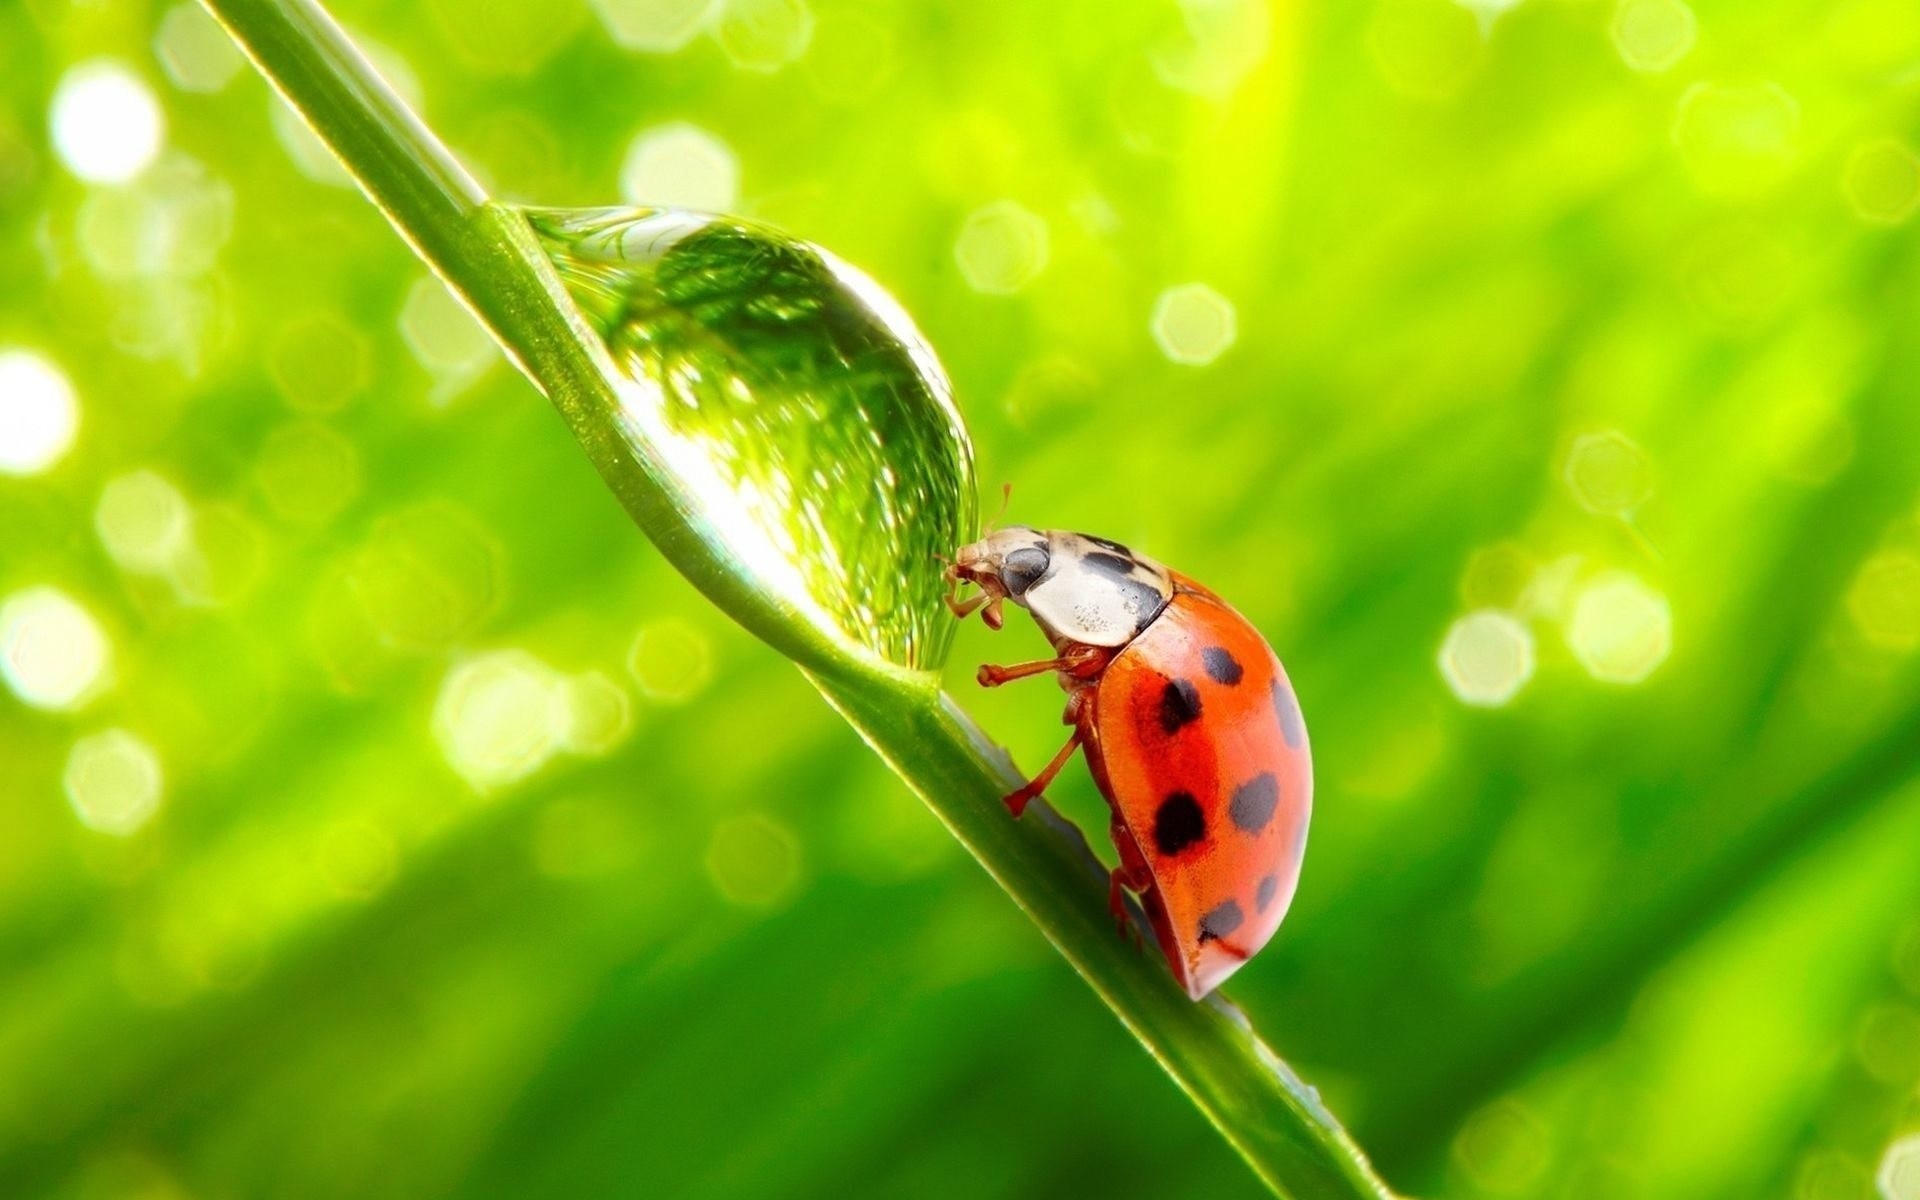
[1001,546,1050,596]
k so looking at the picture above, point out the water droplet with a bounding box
[526,206,976,670]
[706,812,803,906]
[433,649,567,789]
[154,3,245,94]
[65,729,164,835]
[619,122,740,213]
[1439,610,1535,707]
[51,60,165,184]
[1151,282,1237,365]
[0,586,112,711]
[1610,0,1696,73]
[591,0,715,52]
[954,200,1050,295]
[1845,140,1920,226]
[1567,572,1671,683]
[0,349,79,475]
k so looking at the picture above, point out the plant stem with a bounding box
[198,1,1397,1194]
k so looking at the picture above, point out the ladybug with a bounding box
[945,526,1311,999]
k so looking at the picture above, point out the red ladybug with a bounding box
[946,526,1311,999]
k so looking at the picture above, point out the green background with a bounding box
[6,0,1920,1196]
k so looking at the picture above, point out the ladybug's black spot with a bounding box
[1271,680,1305,748]
[1202,646,1244,686]
[1255,873,1279,913]
[1198,899,1244,944]
[1159,679,1202,735]
[1153,792,1206,856]
[1082,551,1138,579]
[1229,772,1279,834]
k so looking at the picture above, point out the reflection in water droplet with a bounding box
[526,206,976,671]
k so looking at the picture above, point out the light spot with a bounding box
[255,422,361,526]
[954,200,1050,295]
[591,0,715,52]
[803,10,896,103]
[1438,610,1535,707]
[154,3,245,93]
[1453,1099,1553,1194]
[76,154,234,281]
[0,587,112,711]
[1845,140,1920,226]
[706,812,803,907]
[1610,0,1696,73]
[1848,550,1920,652]
[425,0,586,77]
[1881,1135,1920,1200]
[269,314,371,412]
[0,349,79,475]
[1672,81,1800,196]
[399,277,498,403]
[96,470,191,572]
[1367,0,1484,101]
[1462,542,1538,611]
[432,649,567,789]
[64,729,164,836]
[1564,430,1654,516]
[1567,572,1672,684]
[628,617,713,703]
[51,61,164,184]
[1854,1003,1920,1085]
[317,820,399,898]
[1151,283,1238,365]
[348,501,504,652]
[619,122,739,213]
[166,503,265,608]
[714,0,815,72]
[1153,0,1271,99]
[557,670,634,755]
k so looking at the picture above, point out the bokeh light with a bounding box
[590,0,715,52]
[1847,550,1920,652]
[628,618,713,704]
[557,670,634,755]
[1881,1135,1920,1200]
[1564,430,1654,517]
[254,422,362,527]
[1567,572,1672,684]
[714,0,815,72]
[154,3,245,93]
[433,649,567,789]
[95,469,192,573]
[50,60,165,184]
[1150,283,1238,365]
[954,200,1049,295]
[63,729,164,836]
[1672,81,1800,196]
[1844,140,1920,225]
[398,277,498,400]
[0,587,112,711]
[1610,0,1697,73]
[706,812,803,907]
[1439,610,1535,707]
[618,122,740,213]
[348,501,504,652]
[0,349,79,475]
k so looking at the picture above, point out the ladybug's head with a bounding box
[946,527,1174,648]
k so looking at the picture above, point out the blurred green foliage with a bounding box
[5,0,1920,1197]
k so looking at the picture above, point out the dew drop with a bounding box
[524,206,976,671]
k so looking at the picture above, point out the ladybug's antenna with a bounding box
[982,483,1013,535]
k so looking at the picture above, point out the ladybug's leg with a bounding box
[1001,728,1083,818]
[977,644,1102,688]
[1108,821,1156,949]
[943,590,988,620]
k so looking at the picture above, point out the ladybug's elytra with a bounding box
[945,526,1311,999]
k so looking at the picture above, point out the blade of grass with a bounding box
[195,0,1397,1194]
